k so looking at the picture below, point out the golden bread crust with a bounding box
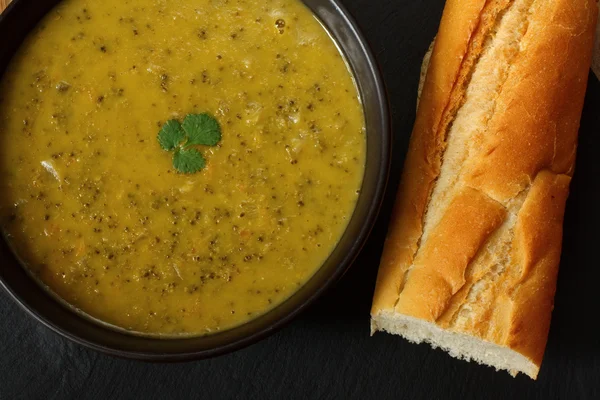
[371,0,596,378]
[395,187,506,321]
[371,0,489,312]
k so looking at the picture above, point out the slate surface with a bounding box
[1,0,599,399]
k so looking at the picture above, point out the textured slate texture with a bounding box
[1,0,600,399]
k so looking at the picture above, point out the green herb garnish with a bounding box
[173,147,206,174]
[157,120,186,151]
[157,113,221,174]
[182,113,221,146]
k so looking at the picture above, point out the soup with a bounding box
[0,0,365,335]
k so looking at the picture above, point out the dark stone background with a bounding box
[1,0,599,398]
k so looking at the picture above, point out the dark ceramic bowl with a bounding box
[0,0,390,360]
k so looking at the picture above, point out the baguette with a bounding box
[370,0,597,379]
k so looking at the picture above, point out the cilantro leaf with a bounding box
[158,120,186,151]
[156,112,221,175]
[172,147,206,174]
[182,113,221,146]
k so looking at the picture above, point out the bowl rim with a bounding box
[0,0,391,360]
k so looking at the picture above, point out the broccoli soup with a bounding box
[0,0,365,335]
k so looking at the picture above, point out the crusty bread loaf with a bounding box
[371,0,597,379]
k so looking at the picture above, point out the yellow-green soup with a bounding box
[0,0,365,335]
